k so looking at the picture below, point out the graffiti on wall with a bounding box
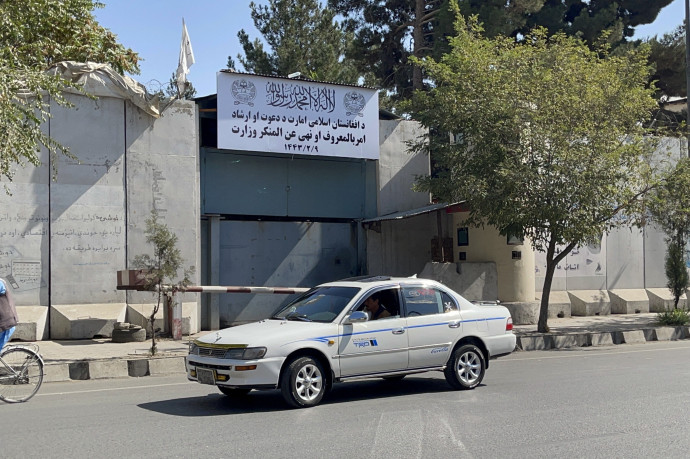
[535,237,606,278]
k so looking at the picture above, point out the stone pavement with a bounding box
[9,313,690,383]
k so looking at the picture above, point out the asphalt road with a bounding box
[3,341,690,458]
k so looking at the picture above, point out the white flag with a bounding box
[176,18,195,95]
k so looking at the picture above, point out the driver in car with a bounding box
[364,293,391,320]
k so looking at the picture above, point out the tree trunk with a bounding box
[537,239,557,333]
[538,237,577,333]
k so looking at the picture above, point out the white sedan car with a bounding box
[186,276,516,408]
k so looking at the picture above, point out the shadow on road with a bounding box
[138,375,471,416]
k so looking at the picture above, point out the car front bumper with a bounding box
[185,355,285,389]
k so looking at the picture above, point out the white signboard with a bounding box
[217,72,379,159]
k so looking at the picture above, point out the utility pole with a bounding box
[686,0,690,156]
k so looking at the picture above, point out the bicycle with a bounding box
[0,343,44,403]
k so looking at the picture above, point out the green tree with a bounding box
[648,158,690,309]
[163,72,197,100]
[330,0,454,105]
[522,0,674,46]
[647,25,686,98]
[408,4,663,333]
[230,0,359,84]
[332,0,673,108]
[0,0,140,184]
[132,210,194,355]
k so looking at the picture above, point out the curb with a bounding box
[516,325,690,351]
[43,355,186,383]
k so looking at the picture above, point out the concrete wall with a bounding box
[377,120,430,215]
[0,93,200,339]
[451,214,535,302]
[367,211,452,278]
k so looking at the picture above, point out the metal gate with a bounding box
[214,220,359,326]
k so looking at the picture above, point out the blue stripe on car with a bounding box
[285,316,507,346]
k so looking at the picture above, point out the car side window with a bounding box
[402,287,445,317]
[354,287,401,320]
[441,291,458,312]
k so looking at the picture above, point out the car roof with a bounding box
[317,276,443,289]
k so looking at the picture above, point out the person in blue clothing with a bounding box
[0,278,18,349]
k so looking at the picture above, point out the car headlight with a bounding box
[224,347,267,360]
[188,343,198,355]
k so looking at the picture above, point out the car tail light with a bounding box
[506,317,513,332]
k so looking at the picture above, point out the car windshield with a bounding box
[271,286,360,323]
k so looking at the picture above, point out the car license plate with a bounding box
[196,368,216,385]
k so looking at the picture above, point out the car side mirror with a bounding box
[344,311,368,324]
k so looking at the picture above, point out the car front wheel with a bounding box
[280,356,326,408]
[444,344,485,390]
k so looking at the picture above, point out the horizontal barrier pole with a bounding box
[182,286,310,294]
[117,283,310,294]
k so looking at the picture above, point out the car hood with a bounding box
[195,319,336,350]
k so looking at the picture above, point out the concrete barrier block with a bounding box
[50,303,127,339]
[552,334,588,349]
[569,290,610,316]
[128,359,150,377]
[646,288,686,313]
[14,306,49,341]
[612,330,646,345]
[126,303,163,336]
[88,359,129,379]
[43,363,71,383]
[608,289,650,314]
[680,326,690,339]
[536,291,572,319]
[503,302,539,325]
[69,361,90,380]
[650,327,684,341]
[148,356,185,375]
[589,333,614,346]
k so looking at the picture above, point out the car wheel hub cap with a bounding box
[295,364,322,401]
[457,351,480,384]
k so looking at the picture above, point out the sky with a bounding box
[94,0,686,98]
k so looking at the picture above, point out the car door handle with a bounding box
[448,321,461,328]
[392,328,405,335]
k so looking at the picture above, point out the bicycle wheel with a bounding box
[0,346,44,403]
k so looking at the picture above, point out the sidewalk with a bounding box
[24,334,205,383]
[514,313,690,351]
[14,313,690,383]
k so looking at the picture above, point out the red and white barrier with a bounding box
[182,286,310,294]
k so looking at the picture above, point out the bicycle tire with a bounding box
[0,346,44,403]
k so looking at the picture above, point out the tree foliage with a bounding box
[0,0,140,184]
[648,158,690,309]
[230,0,359,84]
[330,0,450,106]
[647,25,686,98]
[132,210,194,355]
[408,4,662,332]
[162,72,197,100]
[331,0,673,108]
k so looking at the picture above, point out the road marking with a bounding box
[506,344,690,362]
[36,382,190,397]
[370,410,423,458]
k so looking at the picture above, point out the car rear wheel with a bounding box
[280,356,325,408]
[218,387,251,397]
[444,344,485,390]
